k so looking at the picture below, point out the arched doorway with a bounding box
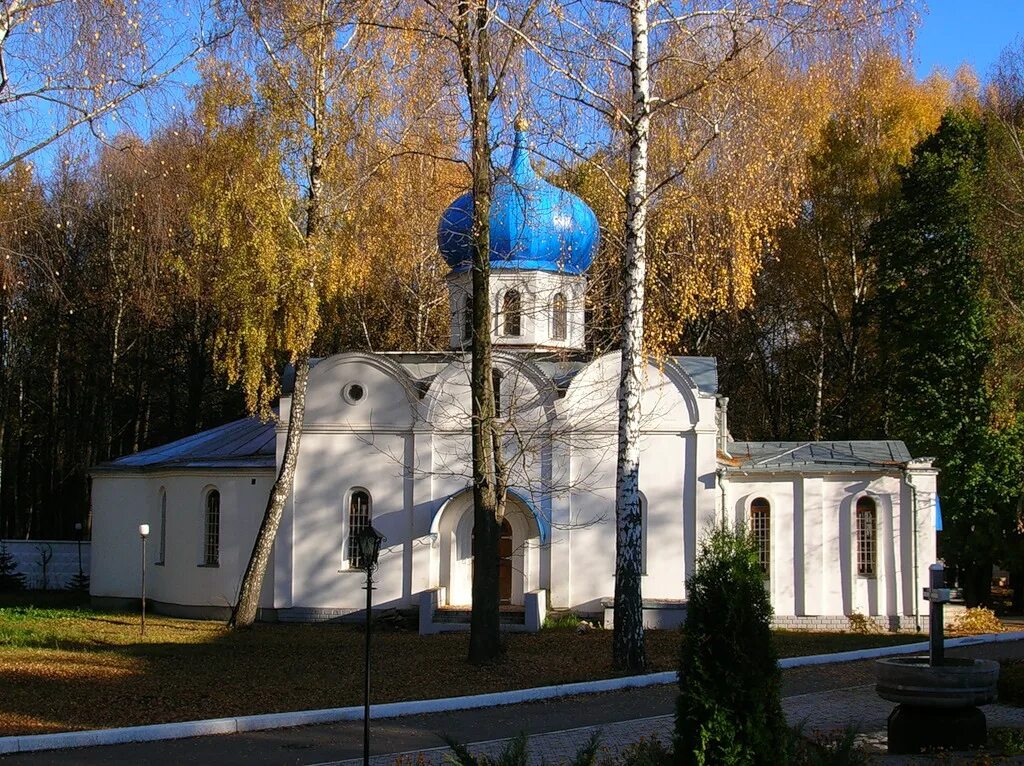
[430,488,547,606]
[473,518,514,604]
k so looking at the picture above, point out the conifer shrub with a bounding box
[0,542,26,592]
[674,523,788,765]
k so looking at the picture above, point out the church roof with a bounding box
[723,440,911,473]
[94,417,276,472]
[437,124,599,276]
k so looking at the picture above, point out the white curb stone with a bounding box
[1,631,1021,755]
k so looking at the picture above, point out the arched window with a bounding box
[492,369,503,418]
[750,497,770,577]
[204,490,220,567]
[502,290,521,337]
[856,497,877,577]
[552,293,567,341]
[347,489,372,568]
[462,295,473,343]
[157,489,167,565]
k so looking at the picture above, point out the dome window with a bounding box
[502,290,522,337]
[552,293,567,341]
[463,295,473,344]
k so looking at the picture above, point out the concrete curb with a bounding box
[2,630,1022,756]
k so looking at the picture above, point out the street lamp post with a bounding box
[138,524,149,637]
[356,525,385,766]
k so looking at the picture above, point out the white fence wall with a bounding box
[1,540,91,590]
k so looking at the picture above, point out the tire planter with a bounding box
[876,656,999,708]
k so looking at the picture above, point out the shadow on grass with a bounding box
[0,600,928,738]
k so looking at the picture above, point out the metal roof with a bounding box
[95,418,276,472]
[723,440,911,473]
[674,356,718,396]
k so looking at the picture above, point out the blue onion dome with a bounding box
[438,121,599,275]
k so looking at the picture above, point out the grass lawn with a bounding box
[0,595,922,737]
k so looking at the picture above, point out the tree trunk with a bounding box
[230,354,310,628]
[812,314,825,441]
[231,15,327,627]
[465,0,502,665]
[612,0,650,673]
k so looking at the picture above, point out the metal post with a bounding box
[141,535,147,637]
[929,562,944,666]
[363,567,373,766]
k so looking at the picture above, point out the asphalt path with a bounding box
[2,640,1021,766]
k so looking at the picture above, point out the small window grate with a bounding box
[750,498,770,577]
[552,293,567,341]
[856,497,877,577]
[158,490,167,564]
[348,490,371,568]
[502,290,522,337]
[204,490,220,566]
[462,295,473,343]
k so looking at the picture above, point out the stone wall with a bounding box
[1,540,91,590]
[772,611,962,634]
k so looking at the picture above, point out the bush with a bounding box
[442,731,601,766]
[0,542,25,592]
[948,606,1004,636]
[618,737,673,766]
[543,611,584,630]
[674,523,789,765]
[790,727,867,766]
[999,660,1024,706]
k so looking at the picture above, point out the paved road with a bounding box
[2,641,1022,765]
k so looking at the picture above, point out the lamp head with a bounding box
[139,523,150,538]
[356,525,385,570]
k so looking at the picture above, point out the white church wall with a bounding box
[302,354,417,429]
[446,270,587,351]
[290,431,409,611]
[567,431,691,611]
[691,417,719,591]
[723,471,932,629]
[91,471,274,615]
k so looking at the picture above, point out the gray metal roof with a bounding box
[723,440,911,473]
[673,356,717,396]
[95,418,276,472]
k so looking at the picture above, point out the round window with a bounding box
[343,383,365,404]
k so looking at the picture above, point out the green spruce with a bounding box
[675,524,788,766]
[0,541,26,592]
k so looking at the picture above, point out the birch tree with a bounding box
[0,0,227,173]
[531,0,913,671]
[403,0,540,662]
[184,0,433,628]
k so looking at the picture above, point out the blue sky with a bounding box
[914,0,1024,79]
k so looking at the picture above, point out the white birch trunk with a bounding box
[612,0,650,672]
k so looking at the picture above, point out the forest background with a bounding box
[2,0,1024,607]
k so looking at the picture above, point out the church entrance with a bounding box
[472,517,514,604]
[433,488,544,607]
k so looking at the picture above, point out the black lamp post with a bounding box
[138,523,149,637]
[356,525,385,766]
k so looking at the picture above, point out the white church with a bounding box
[89,127,939,633]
